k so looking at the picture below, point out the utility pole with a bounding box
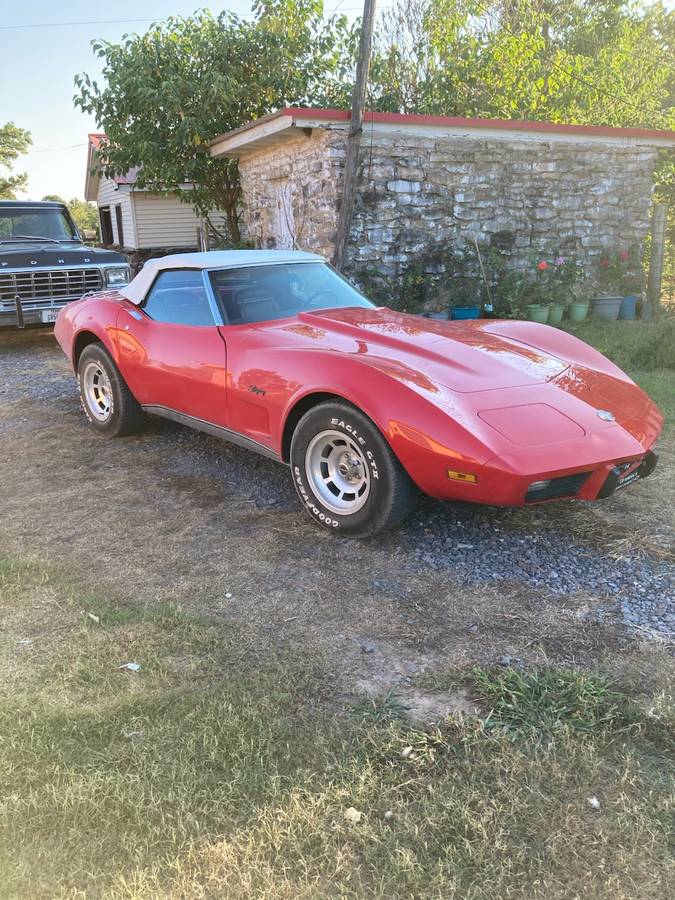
[332,0,377,271]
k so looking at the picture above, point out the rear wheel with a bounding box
[77,343,144,437]
[290,401,416,536]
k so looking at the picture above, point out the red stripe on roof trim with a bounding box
[213,107,675,144]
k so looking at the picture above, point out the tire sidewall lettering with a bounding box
[330,416,379,480]
[293,465,339,527]
[292,412,386,531]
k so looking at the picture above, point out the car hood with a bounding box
[0,243,126,268]
[293,307,568,393]
[284,307,661,443]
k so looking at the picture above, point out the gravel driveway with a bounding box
[1,329,673,707]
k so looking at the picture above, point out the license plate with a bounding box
[616,469,641,490]
[41,309,59,323]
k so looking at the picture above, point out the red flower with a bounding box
[537,260,549,271]
[600,257,610,268]
[618,249,630,262]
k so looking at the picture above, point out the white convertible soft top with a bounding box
[119,249,325,305]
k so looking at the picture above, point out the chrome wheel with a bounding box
[305,429,371,515]
[82,361,113,422]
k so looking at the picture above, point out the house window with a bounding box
[99,207,113,245]
[115,204,124,248]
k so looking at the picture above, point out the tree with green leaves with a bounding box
[371,0,674,131]
[67,198,100,236]
[75,0,354,242]
[42,195,100,237]
[0,122,31,199]
[370,0,674,199]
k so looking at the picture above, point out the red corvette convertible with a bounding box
[54,250,662,536]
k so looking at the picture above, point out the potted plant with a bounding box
[527,256,582,324]
[618,247,642,320]
[592,249,640,321]
[447,275,482,320]
[525,302,550,323]
[568,298,590,322]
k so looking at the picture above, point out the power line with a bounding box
[0,17,164,31]
[0,7,379,31]
[31,143,88,153]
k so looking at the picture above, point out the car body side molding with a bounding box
[141,405,283,463]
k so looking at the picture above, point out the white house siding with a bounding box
[132,193,229,249]
[96,177,136,248]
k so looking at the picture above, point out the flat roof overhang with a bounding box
[209,108,675,159]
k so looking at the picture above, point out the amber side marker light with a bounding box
[447,470,478,483]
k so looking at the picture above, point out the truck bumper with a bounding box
[0,303,64,329]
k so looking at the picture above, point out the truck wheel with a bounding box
[290,401,416,536]
[77,343,144,437]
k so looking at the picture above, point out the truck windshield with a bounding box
[0,207,78,242]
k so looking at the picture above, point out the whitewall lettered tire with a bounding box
[290,401,416,536]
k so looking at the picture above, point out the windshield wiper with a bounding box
[4,234,62,244]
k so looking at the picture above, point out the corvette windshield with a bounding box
[209,262,375,325]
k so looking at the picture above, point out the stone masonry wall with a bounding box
[237,125,659,290]
[346,130,658,281]
[238,130,343,256]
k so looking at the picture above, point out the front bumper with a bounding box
[0,300,65,328]
[407,432,661,507]
[471,447,659,506]
[595,449,658,500]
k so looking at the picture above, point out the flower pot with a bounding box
[590,295,622,321]
[548,303,564,325]
[619,295,637,320]
[421,311,450,320]
[526,304,550,324]
[451,306,481,320]
[568,301,589,322]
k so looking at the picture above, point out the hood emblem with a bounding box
[597,409,615,421]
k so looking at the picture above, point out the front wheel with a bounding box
[290,401,416,536]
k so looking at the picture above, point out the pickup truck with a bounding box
[0,199,130,328]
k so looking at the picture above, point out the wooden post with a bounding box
[332,0,377,271]
[647,203,667,314]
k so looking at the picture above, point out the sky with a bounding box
[0,1,257,201]
[2,1,673,202]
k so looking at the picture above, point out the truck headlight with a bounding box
[104,266,130,287]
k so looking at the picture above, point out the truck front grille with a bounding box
[0,268,103,307]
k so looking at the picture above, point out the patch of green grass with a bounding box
[563,317,675,372]
[352,688,411,723]
[631,370,675,423]
[1,559,673,899]
[562,318,675,425]
[472,667,643,739]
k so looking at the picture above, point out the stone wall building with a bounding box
[209,108,675,291]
